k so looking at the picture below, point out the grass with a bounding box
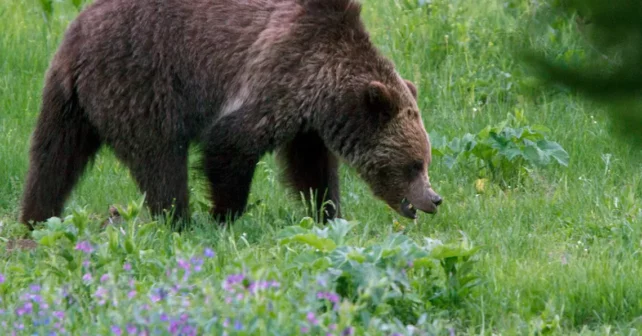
[1,0,642,334]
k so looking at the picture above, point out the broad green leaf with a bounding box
[279,233,337,252]
[522,140,549,166]
[298,216,315,229]
[431,244,481,260]
[347,250,366,263]
[537,140,570,166]
[327,218,357,245]
[276,225,309,240]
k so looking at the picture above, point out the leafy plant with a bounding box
[431,112,569,187]
[277,218,482,325]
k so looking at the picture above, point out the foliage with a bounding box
[2,0,642,335]
[277,218,482,323]
[431,113,569,186]
[0,206,474,335]
[520,0,642,146]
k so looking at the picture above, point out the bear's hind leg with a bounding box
[277,131,341,223]
[20,79,102,229]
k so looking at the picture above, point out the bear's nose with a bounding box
[432,195,443,206]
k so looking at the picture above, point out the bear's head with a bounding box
[338,76,442,219]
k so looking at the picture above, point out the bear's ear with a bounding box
[365,81,397,121]
[404,79,417,100]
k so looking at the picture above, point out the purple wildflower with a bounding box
[75,241,93,254]
[16,302,33,316]
[190,257,204,272]
[128,290,137,299]
[100,274,110,283]
[111,325,122,335]
[204,248,215,258]
[82,273,92,282]
[123,263,132,271]
[30,294,43,304]
[150,288,168,302]
[342,327,354,335]
[301,326,310,333]
[83,260,90,268]
[234,320,243,331]
[0,274,4,284]
[317,291,341,309]
[306,312,318,326]
[177,258,190,271]
[30,284,41,292]
[53,311,65,320]
[126,324,137,334]
[95,286,108,305]
[168,320,180,334]
[223,274,246,291]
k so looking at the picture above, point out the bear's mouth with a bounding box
[400,198,417,219]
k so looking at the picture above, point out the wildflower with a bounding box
[123,263,132,271]
[95,286,109,305]
[53,311,65,320]
[234,320,243,331]
[75,241,93,254]
[126,324,137,334]
[268,280,280,288]
[223,274,246,291]
[301,326,309,333]
[30,284,41,292]
[111,325,122,335]
[82,273,93,282]
[168,320,180,334]
[34,317,51,327]
[150,288,168,302]
[177,258,190,271]
[190,257,204,272]
[30,294,43,304]
[204,248,215,258]
[306,312,318,326]
[128,290,137,299]
[16,302,33,316]
[0,274,4,284]
[83,260,91,268]
[317,291,340,309]
[342,327,354,335]
[100,274,110,283]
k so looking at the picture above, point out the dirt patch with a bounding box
[5,239,38,252]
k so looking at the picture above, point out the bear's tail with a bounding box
[19,58,102,229]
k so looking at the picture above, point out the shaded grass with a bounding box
[1,0,641,334]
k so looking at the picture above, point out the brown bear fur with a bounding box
[19,0,442,230]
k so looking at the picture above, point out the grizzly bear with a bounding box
[19,0,442,230]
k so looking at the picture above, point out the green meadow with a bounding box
[1,0,641,334]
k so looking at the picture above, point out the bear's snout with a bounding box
[431,193,443,206]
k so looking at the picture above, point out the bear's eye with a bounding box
[410,160,424,173]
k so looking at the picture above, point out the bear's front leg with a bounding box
[277,131,341,223]
[202,110,278,224]
[203,137,259,224]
